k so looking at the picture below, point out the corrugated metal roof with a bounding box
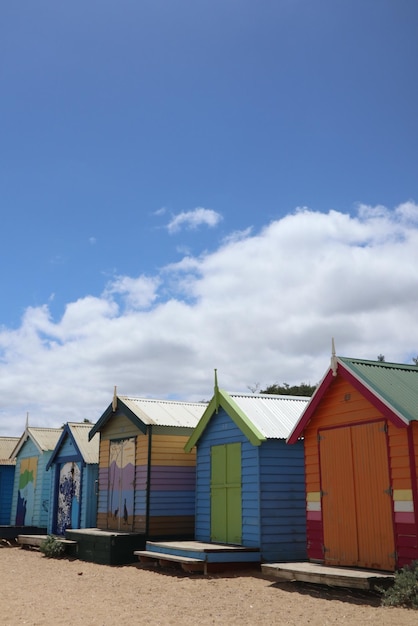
[27,427,63,451]
[119,396,208,428]
[67,423,100,464]
[0,437,19,465]
[229,393,310,439]
[339,357,418,423]
[11,427,63,459]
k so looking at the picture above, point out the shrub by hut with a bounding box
[46,423,100,535]
[184,377,309,562]
[10,427,62,533]
[0,437,19,526]
[288,352,418,572]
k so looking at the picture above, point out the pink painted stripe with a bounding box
[307,511,322,521]
[395,511,416,524]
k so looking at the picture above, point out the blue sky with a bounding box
[1,1,418,435]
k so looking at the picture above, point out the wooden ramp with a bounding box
[135,540,261,574]
[261,562,394,590]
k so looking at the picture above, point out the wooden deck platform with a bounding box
[135,540,261,574]
[17,535,77,550]
[261,562,394,590]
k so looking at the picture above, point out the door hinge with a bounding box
[320,489,327,497]
[389,551,397,561]
[322,545,329,554]
[384,486,393,497]
[379,423,388,433]
[317,433,324,442]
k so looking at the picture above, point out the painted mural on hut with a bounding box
[56,461,81,535]
[15,457,37,525]
[107,437,135,530]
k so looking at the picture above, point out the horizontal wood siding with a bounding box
[96,439,109,526]
[133,435,148,533]
[0,466,15,524]
[389,422,418,567]
[10,439,38,524]
[11,440,53,529]
[38,451,53,531]
[151,435,196,467]
[241,441,260,547]
[194,407,260,547]
[81,465,99,529]
[147,434,196,536]
[259,439,306,561]
[148,515,194,537]
[47,464,57,533]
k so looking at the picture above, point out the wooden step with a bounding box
[134,550,206,573]
[18,535,77,548]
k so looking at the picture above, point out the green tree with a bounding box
[260,382,316,397]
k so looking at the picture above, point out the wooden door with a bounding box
[210,443,242,544]
[107,437,136,531]
[320,421,395,571]
[55,461,81,535]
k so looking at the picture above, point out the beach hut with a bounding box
[66,393,207,564]
[288,352,418,572]
[0,437,19,525]
[10,427,62,532]
[182,378,310,563]
[46,423,100,535]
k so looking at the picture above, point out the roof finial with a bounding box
[331,338,338,376]
[112,386,118,412]
[25,411,29,431]
[214,369,220,413]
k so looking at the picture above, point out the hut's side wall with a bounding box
[194,408,261,547]
[10,439,53,529]
[0,466,15,524]
[389,421,418,567]
[133,434,148,533]
[97,438,110,529]
[96,413,196,538]
[259,439,306,561]
[147,434,196,538]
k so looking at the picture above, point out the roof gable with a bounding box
[185,389,310,452]
[11,427,63,459]
[89,395,207,440]
[46,423,100,470]
[288,357,418,443]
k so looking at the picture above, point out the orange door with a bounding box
[320,421,395,571]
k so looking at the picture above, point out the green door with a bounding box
[210,443,242,544]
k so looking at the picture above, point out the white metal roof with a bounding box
[11,427,63,459]
[0,437,19,465]
[229,393,310,439]
[119,396,208,428]
[66,423,100,464]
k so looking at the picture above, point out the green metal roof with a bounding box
[338,357,418,423]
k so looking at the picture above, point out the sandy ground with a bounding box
[0,544,416,626]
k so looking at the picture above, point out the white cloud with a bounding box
[1,201,418,435]
[166,207,223,234]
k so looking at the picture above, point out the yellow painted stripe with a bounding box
[306,491,321,502]
[393,489,413,501]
